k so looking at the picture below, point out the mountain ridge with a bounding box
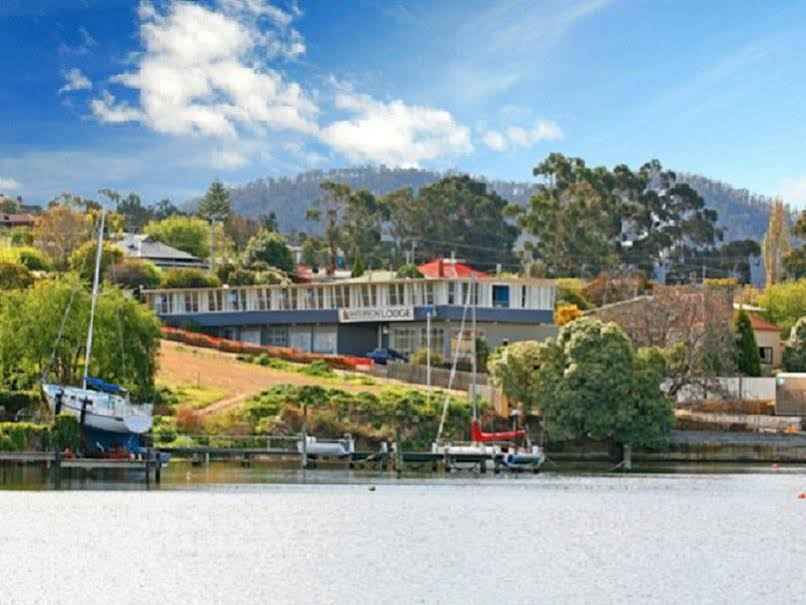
[203,165,775,243]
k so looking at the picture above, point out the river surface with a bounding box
[0,463,804,604]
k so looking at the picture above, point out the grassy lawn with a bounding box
[157,381,229,409]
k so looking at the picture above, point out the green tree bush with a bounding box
[758,279,806,333]
[783,317,806,372]
[734,310,762,376]
[104,259,162,290]
[488,341,544,413]
[69,241,123,281]
[144,215,210,259]
[52,413,80,451]
[535,317,674,450]
[243,230,294,273]
[0,278,161,398]
[0,262,33,290]
[395,263,424,279]
[160,268,220,289]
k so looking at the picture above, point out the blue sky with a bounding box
[1,0,805,209]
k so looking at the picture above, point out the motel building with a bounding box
[144,276,557,358]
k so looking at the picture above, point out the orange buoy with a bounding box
[797,492,806,499]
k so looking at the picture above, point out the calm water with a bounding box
[1,464,804,604]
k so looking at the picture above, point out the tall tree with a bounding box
[305,182,351,273]
[517,154,722,279]
[197,180,231,223]
[260,211,279,232]
[115,192,154,233]
[152,198,182,220]
[734,310,762,376]
[399,175,518,270]
[762,199,792,287]
[225,213,262,253]
[783,211,806,280]
[33,204,92,270]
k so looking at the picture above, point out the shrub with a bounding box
[395,263,424,279]
[69,241,123,281]
[555,304,584,326]
[410,347,445,367]
[0,389,39,414]
[160,268,220,289]
[0,262,33,290]
[105,259,161,289]
[0,422,50,451]
[9,227,33,247]
[52,413,80,451]
[297,359,335,377]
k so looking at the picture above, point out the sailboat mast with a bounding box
[82,209,105,390]
[470,273,477,421]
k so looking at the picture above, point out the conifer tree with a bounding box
[734,310,762,376]
[197,180,231,222]
[351,246,365,277]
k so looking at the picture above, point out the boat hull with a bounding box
[42,384,153,434]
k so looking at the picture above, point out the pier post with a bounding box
[395,425,404,475]
[623,444,632,472]
[53,449,61,489]
[145,448,151,487]
[301,402,309,469]
[154,450,161,485]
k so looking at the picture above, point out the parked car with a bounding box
[366,347,409,365]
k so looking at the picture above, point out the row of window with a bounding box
[151,282,549,315]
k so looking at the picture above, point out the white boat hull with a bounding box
[297,436,354,457]
[42,384,153,434]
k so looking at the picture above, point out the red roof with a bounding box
[749,314,784,332]
[0,213,36,225]
[418,258,489,279]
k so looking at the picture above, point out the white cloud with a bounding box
[90,91,142,123]
[778,177,806,210]
[209,150,249,170]
[92,1,316,138]
[483,119,564,151]
[58,68,92,94]
[320,93,473,167]
[0,177,21,191]
[482,130,507,151]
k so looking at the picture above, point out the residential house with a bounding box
[113,233,206,270]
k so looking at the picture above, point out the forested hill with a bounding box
[218,166,773,241]
[678,173,774,242]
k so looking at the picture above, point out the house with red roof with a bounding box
[0,213,37,229]
[417,257,489,279]
[748,313,785,370]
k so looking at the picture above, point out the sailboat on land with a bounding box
[41,210,153,440]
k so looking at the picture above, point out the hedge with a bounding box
[0,390,39,415]
[162,326,372,371]
[0,415,80,452]
[0,422,50,451]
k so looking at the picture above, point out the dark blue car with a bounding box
[366,347,409,365]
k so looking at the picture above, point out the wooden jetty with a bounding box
[0,450,165,486]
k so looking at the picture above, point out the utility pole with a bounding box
[426,310,432,404]
[209,218,216,275]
